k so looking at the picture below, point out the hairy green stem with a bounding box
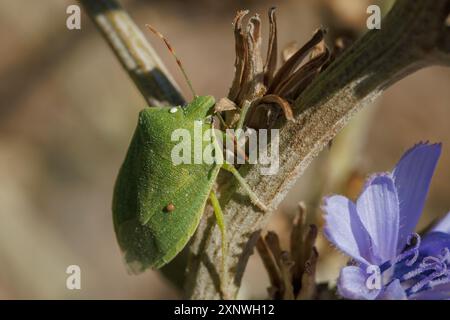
[187,0,450,299]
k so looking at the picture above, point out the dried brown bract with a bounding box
[257,203,321,300]
[226,8,331,129]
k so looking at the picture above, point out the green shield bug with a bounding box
[112,25,266,281]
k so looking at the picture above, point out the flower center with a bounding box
[402,247,450,296]
[379,233,421,273]
[377,233,450,297]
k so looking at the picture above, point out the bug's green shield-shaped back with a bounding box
[113,96,220,272]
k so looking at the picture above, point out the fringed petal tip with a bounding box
[397,142,442,164]
[393,141,442,251]
[360,172,393,195]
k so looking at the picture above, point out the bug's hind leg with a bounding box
[221,163,268,212]
[209,190,231,299]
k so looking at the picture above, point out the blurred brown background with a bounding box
[0,0,449,299]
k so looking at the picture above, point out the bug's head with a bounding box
[185,95,216,119]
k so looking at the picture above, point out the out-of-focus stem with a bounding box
[79,0,185,107]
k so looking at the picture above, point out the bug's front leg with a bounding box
[210,121,267,212]
[221,163,268,212]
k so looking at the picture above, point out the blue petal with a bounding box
[356,175,399,262]
[392,142,441,251]
[410,282,450,300]
[378,280,407,300]
[323,195,374,265]
[337,266,380,300]
[420,231,450,257]
[431,211,450,234]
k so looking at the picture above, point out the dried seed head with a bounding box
[227,9,328,130]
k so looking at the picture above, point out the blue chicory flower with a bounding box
[323,142,450,299]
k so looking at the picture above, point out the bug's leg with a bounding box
[222,163,268,212]
[235,100,252,132]
[209,190,229,298]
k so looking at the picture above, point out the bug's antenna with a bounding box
[145,24,196,99]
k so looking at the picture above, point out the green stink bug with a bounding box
[112,25,266,276]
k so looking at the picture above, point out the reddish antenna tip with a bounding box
[145,24,196,99]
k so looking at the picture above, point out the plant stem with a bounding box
[79,0,185,107]
[187,0,450,299]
